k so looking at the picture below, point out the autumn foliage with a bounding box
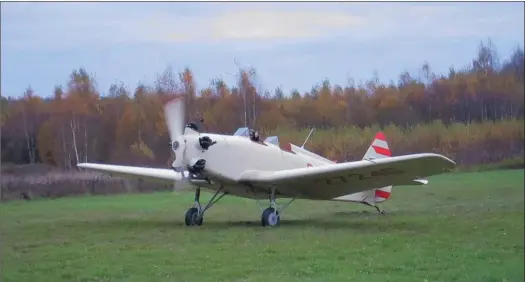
[1,39,523,201]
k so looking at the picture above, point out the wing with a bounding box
[236,153,455,200]
[77,163,185,184]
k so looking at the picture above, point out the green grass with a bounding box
[1,170,523,282]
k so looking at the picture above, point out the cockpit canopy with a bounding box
[263,136,279,146]
[233,127,250,137]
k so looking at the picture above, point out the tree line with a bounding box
[1,39,524,170]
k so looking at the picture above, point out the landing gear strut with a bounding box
[185,186,227,226]
[260,186,295,227]
[361,201,386,214]
[184,185,296,227]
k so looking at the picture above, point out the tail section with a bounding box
[363,132,393,203]
[363,132,391,160]
[334,131,429,212]
[373,186,392,203]
[333,132,393,205]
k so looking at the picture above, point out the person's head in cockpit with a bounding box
[249,129,260,142]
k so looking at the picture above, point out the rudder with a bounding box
[364,132,392,203]
[363,131,391,160]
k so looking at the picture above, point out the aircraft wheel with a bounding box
[261,207,280,227]
[185,207,203,226]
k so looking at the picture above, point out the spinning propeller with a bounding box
[164,97,216,192]
[163,97,190,191]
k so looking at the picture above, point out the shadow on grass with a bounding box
[57,214,426,233]
[203,218,409,231]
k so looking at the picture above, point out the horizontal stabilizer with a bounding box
[413,179,429,185]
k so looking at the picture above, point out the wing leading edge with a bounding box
[236,153,455,200]
[77,163,186,183]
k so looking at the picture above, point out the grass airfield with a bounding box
[1,169,523,282]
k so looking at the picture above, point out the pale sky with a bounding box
[1,2,524,98]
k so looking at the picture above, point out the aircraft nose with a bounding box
[172,140,180,152]
[170,139,185,170]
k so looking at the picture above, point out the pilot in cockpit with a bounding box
[249,128,260,142]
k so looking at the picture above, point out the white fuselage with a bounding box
[182,133,332,199]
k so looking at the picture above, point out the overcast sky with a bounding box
[1,2,524,98]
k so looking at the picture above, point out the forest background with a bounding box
[1,39,523,201]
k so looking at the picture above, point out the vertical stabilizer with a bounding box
[364,132,392,203]
[363,132,391,160]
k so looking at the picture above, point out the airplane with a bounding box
[77,97,456,227]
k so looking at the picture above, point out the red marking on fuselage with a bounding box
[307,163,313,167]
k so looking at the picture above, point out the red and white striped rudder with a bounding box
[363,132,393,203]
[362,132,391,160]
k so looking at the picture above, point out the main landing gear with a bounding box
[184,185,295,227]
[185,186,227,226]
[259,186,295,227]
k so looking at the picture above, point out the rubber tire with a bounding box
[261,207,280,227]
[185,207,203,226]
